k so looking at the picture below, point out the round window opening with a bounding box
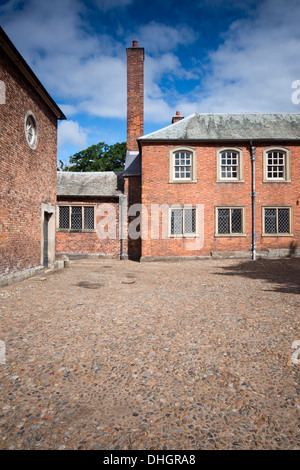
[25,113,38,149]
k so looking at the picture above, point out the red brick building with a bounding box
[124,41,300,261]
[138,114,300,260]
[0,27,65,285]
[56,40,300,261]
[56,171,125,259]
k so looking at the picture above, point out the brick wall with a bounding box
[56,198,121,256]
[140,142,300,258]
[0,49,57,276]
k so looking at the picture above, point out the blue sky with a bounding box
[1,0,300,164]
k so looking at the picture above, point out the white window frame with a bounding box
[169,205,198,238]
[262,206,292,236]
[263,147,291,182]
[169,147,197,183]
[215,207,246,237]
[57,204,96,232]
[24,111,38,150]
[217,147,243,182]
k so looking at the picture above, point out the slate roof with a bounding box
[57,171,124,197]
[124,151,141,176]
[139,113,300,141]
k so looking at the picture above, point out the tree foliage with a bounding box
[59,142,126,172]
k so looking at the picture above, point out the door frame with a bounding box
[41,203,55,267]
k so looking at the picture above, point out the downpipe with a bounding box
[250,142,257,260]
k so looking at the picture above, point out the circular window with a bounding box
[25,112,38,149]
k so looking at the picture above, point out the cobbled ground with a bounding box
[0,258,299,450]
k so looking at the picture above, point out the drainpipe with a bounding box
[119,195,127,260]
[250,142,257,260]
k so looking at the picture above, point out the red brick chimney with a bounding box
[172,110,184,124]
[127,40,144,151]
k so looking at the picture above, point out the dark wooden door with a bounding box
[43,213,49,267]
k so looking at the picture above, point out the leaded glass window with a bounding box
[264,208,291,234]
[217,208,243,235]
[58,206,95,230]
[59,206,70,229]
[170,208,196,236]
[71,206,82,230]
[84,206,95,230]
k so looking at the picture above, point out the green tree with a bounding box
[61,142,127,172]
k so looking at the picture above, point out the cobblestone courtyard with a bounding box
[0,258,299,450]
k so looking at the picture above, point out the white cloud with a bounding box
[0,0,127,119]
[1,0,298,137]
[140,0,300,121]
[129,21,198,55]
[188,0,300,113]
[0,1,200,124]
[58,104,78,117]
[58,120,88,149]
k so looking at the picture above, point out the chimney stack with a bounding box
[172,110,184,124]
[127,40,144,151]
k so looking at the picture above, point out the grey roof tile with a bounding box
[139,113,300,141]
[57,171,124,197]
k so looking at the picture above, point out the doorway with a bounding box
[43,212,50,267]
[41,204,55,268]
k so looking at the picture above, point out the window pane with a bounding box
[267,151,285,179]
[171,209,182,235]
[174,152,192,179]
[184,209,196,234]
[71,206,82,230]
[278,209,290,233]
[84,206,94,230]
[265,209,276,233]
[59,206,69,229]
[218,209,230,234]
[231,209,242,233]
[220,150,239,179]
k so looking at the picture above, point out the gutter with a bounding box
[138,138,300,144]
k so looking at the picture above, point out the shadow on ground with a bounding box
[217,257,300,295]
